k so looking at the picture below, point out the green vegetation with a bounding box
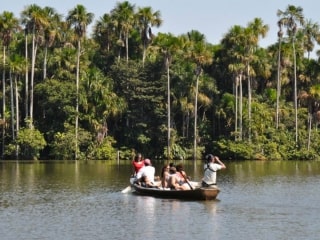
[1,2,320,160]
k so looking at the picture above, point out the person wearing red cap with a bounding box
[135,158,156,187]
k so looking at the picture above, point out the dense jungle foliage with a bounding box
[1,2,320,160]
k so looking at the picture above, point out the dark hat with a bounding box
[206,154,214,161]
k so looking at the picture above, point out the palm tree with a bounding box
[111,1,135,63]
[277,5,305,145]
[21,4,49,128]
[9,53,25,158]
[136,6,162,66]
[276,20,284,129]
[66,4,94,159]
[93,13,114,53]
[152,33,181,159]
[221,25,246,140]
[185,30,212,160]
[223,19,268,142]
[303,19,320,60]
[228,66,244,141]
[0,11,20,158]
[42,6,62,80]
[245,18,269,142]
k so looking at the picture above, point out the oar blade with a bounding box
[121,186,132,193]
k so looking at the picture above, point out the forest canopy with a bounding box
[1,2,320,160]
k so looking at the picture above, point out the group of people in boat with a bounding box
[132,153,226,190]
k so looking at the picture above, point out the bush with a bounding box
[87,136,117,160]
[15,128,47,160]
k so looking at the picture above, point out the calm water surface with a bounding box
[0,160,320,240]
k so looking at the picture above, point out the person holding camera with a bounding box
[202,154,226,187]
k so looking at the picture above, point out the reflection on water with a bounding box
[1,160,320,240]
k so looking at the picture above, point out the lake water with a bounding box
[0,160,319,240]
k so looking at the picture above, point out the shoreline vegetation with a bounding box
[0,2,320,161]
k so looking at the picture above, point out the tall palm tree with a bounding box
[21,4,49,128]
[0,11,19,158]
[277,5,305,145]
[111,1,135,63]
[9,54,25,159]
[185,30,212,160]
[223,19,268,142]
[93,13,114,53]
[136,6,162,66]
[9,53,25,159]
[276,20,284,129]
[228,65,244,141]
[152,33,180,159]
[221,25,246,140]
[66,4,94,160]
[245,18,269,142]
[42,6,62,80]
[303,19,320,60]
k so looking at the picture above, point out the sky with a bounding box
[2,0,320,50]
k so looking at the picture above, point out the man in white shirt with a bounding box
[202,154,226,187]
[135,158,156,187]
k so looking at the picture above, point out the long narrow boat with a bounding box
[131,181,220,200]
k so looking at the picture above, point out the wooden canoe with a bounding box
[131,181,220,200]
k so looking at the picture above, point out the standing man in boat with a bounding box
[202,154,226,187]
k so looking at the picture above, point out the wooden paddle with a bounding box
[178,170,193,190]
[121,185,132,193]
[121,177,135,193]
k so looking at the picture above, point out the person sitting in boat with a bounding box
[132,153,144,176]
[160,164,170,189]
[135,158,156,188]
[169,165,191,190]
[202,154,226,187]
[176,164,190,179]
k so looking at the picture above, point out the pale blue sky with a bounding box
[2,0,319,49]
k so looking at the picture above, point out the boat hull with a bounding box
[132,183,220,200]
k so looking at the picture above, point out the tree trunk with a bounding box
[239,73,243,141]
[2,46,6,159]
[193,68,200,161]
[9,68,15,140]
[14,74,19,159]
[125,32,129,63]
[276,37,282,129]
[30,29,38,129]
[75,40,81,160]
[43,45,48,80]
[166,57,171,160]
[247,63,251,142]
[234,75,238,141]
[293,41,298,145]
[25,32,29,120]
[307,110,312,151]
